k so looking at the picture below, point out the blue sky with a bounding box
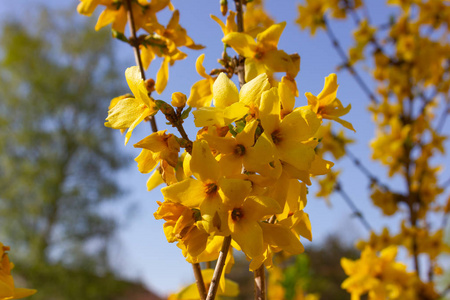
[2,0,449,297]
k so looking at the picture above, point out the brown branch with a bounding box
[334,181,373,232]
[234,0,246,87]
[323,17,379,104]
[125,0,158,132]
[192,263,207,300]
[254,266,266,300]
[205,236,232,300]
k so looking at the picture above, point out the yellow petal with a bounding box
[218,178,252,207]
[262,49,293,74]
[211,14,227,35]
[223,102,249,125]
[279,107,320,141]
[324,114,356,132]
[104,97,142,129]
[155,58,169,94]
[195,54,209,79]
[95,8,116,31]
[278,81,295,115]
[147,169,164,191]
[191,140,221,182]
[124,108,153,145]
[187,78,213,108]
[231,219,264,258]
[193,107,225,127]
[77,0,98,16]
[278,140,316,171]
[244,195,282,220]
[235,119,258,148]
[317,73,339,106]
[245,58,267,82]
[125,66,151,107]
[260,222,304,254]
[140,46,155,70]
[259,87,280,134]
[13,288,37,299]
[161,178,205,207]
[310,155,334,175]
[218,153,242,176]
[239,73,270,107]
[213,73,239,108]
[134,130,169,152]
[222,32,257,57]
[256,21,286,48]
[135,149,159,173]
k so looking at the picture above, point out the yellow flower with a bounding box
[171,92,187,108]
[154,201,209,258]
[192,73,249,127]
[161,140,252,235]
[105,66,158,144]
[305,73,355,132]
[223,22,299,82]
[227,195,282,259]
[140,9,203,93]
[211,11,237,37]
[203,120,273,177]
[187,54,215,108]
[341,246,421,300]
[133,130,180,175]
[0,243,36,300]
[78,0,170,33]
[259,87,321,172]
[296,0,327,36]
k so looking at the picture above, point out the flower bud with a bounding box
[171,92,187,108]
[145,79,155,93]
[220,0,228,16]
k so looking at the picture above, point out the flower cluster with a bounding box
[297,0,450,298]
[78,0,203,94]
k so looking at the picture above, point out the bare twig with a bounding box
[206,236,232,300]
[234,0,245,87]
[125,0,158,132]
[334,181,373,232]
[323,17,379,104]
[254,266,266,300]
[192,263,207,300]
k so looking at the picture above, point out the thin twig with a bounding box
[205,236,232,300]
[334,181,373,232]
[125,0,158,132]
[234,0,245,87]
[323,17,379,104]
[254,266,266,300]
[436,100,450,133]
[343,146,391,192]
[192,263,207,300]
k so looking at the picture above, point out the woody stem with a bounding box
[205,236,232,300]
[192,263,207,300]
[125,0,158,132]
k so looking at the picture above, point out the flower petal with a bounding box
[213,73,240,108]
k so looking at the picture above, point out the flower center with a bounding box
[271,129,282,145]
[205,183,218,195]
[231,208,244,222]
[233,144,246,156]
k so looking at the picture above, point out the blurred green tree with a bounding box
[0,8,133,300]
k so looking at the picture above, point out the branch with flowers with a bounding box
[74,0,355,299]
[297,0,450,298]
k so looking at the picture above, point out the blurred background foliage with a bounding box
[0,8,152,300]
